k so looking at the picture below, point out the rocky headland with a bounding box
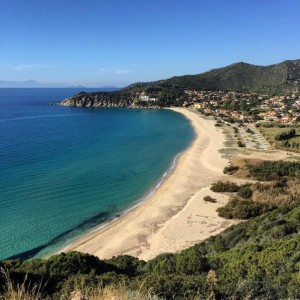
[58,59,300,109]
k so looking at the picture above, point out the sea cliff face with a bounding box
[59,92,160,108]
[60,92,132,107]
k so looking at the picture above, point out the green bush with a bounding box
[247,161,300,181]
[237,185,253,199]
[45,252,114,278]
[211,181,239,193]
[142,253,176,275]
[175,248,208,275]
[106,255,145,276]
[217,197,274,219]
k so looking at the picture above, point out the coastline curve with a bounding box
[63,108,239,260]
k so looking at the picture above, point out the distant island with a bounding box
[0,80,121,89]
[0,80,44,88]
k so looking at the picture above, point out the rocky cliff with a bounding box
[59,91,134,108]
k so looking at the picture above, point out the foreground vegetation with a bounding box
[216,159,300,219]
[2,159,300,299]
[1,207,300,299]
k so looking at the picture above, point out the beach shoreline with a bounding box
[63,108,239,260]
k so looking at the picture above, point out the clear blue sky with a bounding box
[0,0,299,87]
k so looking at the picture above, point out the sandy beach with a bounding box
[65,108,239,260]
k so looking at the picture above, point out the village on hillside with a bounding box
[182,89,300,124]
[136,88,299,152]
[178,89,300,152]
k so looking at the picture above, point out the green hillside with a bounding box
[162,60,300,94]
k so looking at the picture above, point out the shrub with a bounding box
[203,196,217,203]
[246,128,254,134]
[106,255,145,276]
[211,181,239,193]
[237,140,245,147]
[46,252,114,278]
[275,129,296,141]
[247,161,300,181]
[237,185,253,199]
[142,253,176,275]
[175,248,208,275]
[217,197,274,219]
[223,165,239,175]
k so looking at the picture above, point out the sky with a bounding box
[0,0,299,87]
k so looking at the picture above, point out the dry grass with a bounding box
[0,270,45,300]
[69,280,166,300]
[252,185,290,205]
[0,270,162,300]
[226,158,261,178]
[0,274,207,300]
[252,179,300,205]
[64,285,161,300]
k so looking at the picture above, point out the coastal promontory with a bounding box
[58,59,300,109]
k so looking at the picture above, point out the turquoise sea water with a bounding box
[0,88,194,260]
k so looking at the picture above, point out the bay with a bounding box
[0,88,194,260]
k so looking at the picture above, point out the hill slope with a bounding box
[164,60,300,94]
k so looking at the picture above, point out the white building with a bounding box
[139,95,157,102]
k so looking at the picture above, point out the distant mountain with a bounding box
[66,85,87,88]
[0,80,69,88]
[0,81,120,89]
[0,80,43,88]
[162,60,300,94]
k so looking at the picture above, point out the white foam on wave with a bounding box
[135,152,181,203]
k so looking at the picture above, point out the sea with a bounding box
[0,88,195,260]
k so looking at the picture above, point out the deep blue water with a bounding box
[0,88,194,260]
